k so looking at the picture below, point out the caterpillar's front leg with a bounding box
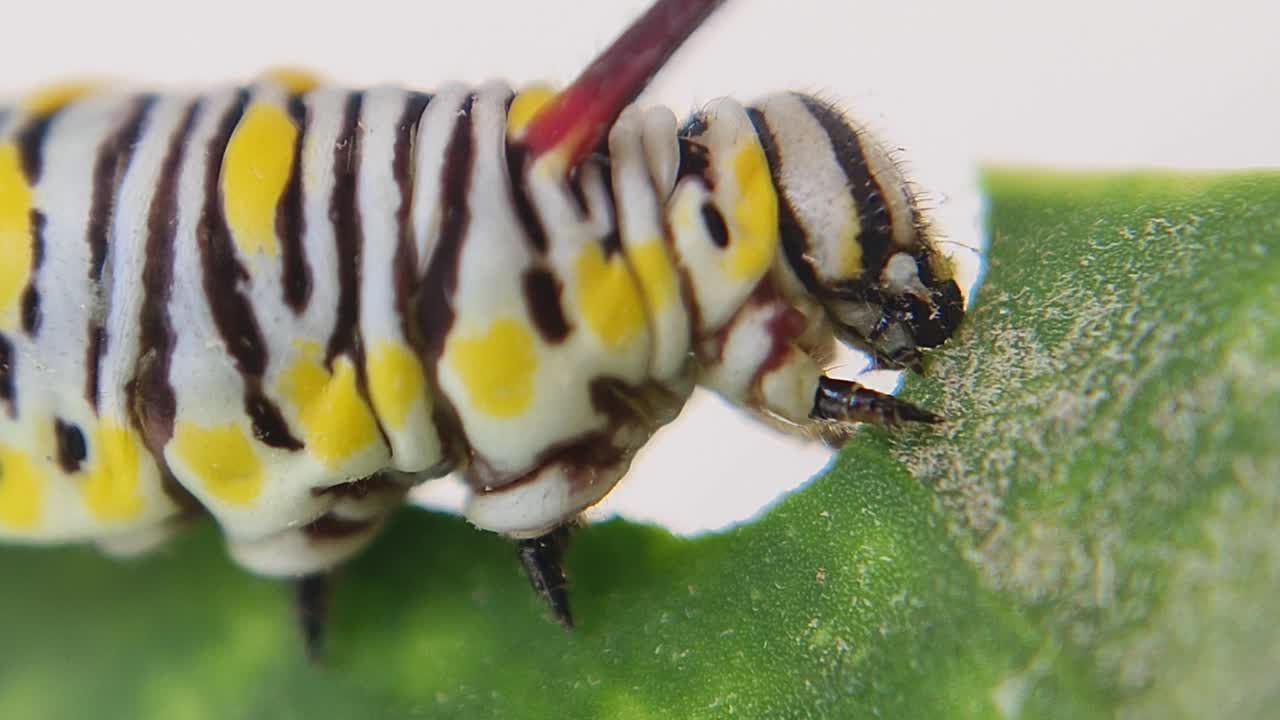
[465,415,663,629]
[226,475,408,660]
[699,287,943,438]
[516,526,574,630]
[810,377,942,427]
[292,574,330,662]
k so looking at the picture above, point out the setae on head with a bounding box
[682,91,965,371]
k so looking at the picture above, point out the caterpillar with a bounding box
[0,0,964,656]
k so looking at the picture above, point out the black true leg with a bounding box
[812,377,944,426]
[516,526,574,630]
[292,573,331,662]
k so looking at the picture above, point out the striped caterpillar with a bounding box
[0,0,964,655]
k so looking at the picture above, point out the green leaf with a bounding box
[1,170,1276,718]
[890,170,1280,718]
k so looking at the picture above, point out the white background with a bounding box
[4,0,1277,534]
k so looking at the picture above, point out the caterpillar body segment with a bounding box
[0,0,965,646]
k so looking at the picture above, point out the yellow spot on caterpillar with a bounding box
[260,67,322,94]
[630,239,677,314]
[221,101,297,257]
[446,319,537,418]
[83,424,145,521]
[507,85,558,138]
[368,342,425,431]
[575,244,647,348]
[0,446,42,530]
[725,140,779,280]
[279,345,379,467]
[837,217,863,277]
[0,143,33,331]
[173,422,263,506]
[22,81,98,116]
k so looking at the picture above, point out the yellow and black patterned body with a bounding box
[0,0,963,639]
[0,80,419,567]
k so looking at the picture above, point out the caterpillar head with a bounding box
[679,92,965,371]
[748,93,964,369]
